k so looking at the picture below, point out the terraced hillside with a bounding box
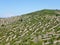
[0,9,60,45]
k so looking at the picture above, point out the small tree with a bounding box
[1,24,5,27]
[19,18,23,22]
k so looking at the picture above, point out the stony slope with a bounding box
[0,9,60,45]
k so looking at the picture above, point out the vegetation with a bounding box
[0,9,60,45]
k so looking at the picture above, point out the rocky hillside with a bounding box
[0,9,60,45]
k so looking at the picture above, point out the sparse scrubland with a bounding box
[0,9,60,45]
